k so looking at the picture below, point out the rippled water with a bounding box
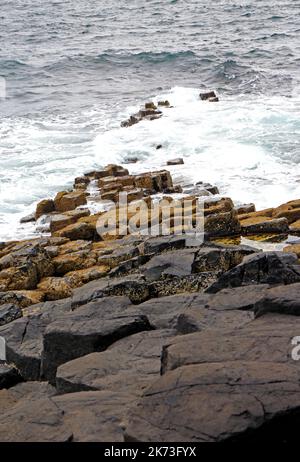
[0,0,299,241]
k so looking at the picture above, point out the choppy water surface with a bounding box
[0,0,299,240]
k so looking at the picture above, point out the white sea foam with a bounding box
[0,86,299,241]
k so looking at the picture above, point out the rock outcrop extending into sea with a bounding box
[1,97,300,442]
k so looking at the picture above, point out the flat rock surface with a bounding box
[0,390,135,442]
[56,329,175,395]
[42,296,151,381]
[125,359,300,442]
[161,313,300,373]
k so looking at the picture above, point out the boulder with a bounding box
[145,102,157,110]
[240,216,289,235]
[54,191,87,213]
[200,90,217,100]
[157,100,170,107]
[236,203,256,215]
[167,158,184,166]
[35,199,55,220]
[206,252,300,293]
[20,213,36,224]
[41,296,151,382]
[204,210,241,237]
[54,222,95,240]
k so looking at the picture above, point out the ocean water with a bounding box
[0,0,299,241]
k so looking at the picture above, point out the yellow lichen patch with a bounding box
[245,234,288,243]
[238,208,274,220]
[37,277,73,301]
[210,236,242,246]
[65,265,110,288]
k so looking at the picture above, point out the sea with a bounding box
[0,0,299,241]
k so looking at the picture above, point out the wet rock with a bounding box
[54,191,87,213]
[0,364,22,390]
[20,213,36,224]
[240,216,289,235]
[0,304,22,325]
[200,90,217,101]
[206,252,300,293]
[41,296,151,382]
[35,199,55,220]
[56,329,174,395]
[157,100,170,107]
[74,176,90,188]
[124,157,139,164]
[196,181,219,195]
[236,203,256,215]
[134,170,173,192]
[145,102,157,110]
[167,158,184,166]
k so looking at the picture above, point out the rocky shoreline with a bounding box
[1,97,300,442]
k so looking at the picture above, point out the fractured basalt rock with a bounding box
[206,252,300,293]
[41,296,152,382]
